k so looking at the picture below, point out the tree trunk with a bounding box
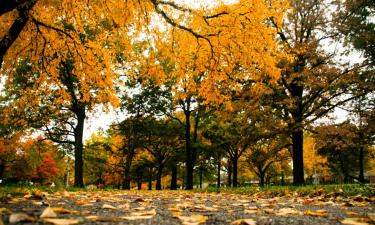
[156,163,163,190]
[227,160,232,187]
[171,164,177,190]
[232,157,238,188]
[73,109,85,187]
[123,153,133,190]
[199,168,203,189]
[217,158,221,188]
[358,146,365,183]
[292,129,304,185]
[0,164,4,180]
[184,105,193,190]
[148,167,152,190]
[259,171,265,187]
[137,170,143,190]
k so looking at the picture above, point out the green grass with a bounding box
[195,184,375,197]
[0,184,62,202]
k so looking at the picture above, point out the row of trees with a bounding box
[0,0,374,188]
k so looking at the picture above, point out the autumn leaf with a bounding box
[40,207,58,218]
[43,218,80,225]
[102,204,117,210]
[231,218,257,225]
[85,215,120,222]
[341,218,372,225]
[176,214,208,225]
[0,208,12,215]
[276,208,302,216]
[122,209,157,220]
[303,210,328,217]
[9,213,35,223]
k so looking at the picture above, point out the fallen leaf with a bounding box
[192,205,218,212]
[0,208,12,215]
[117,204,130,210]
[368,213,375,222]
[43,218,80,225]
[51,207,75,214]
[176,214,207,225]
[85,216,120,222]
[244,209,259,214]
[342,202,354,207]
[231,218,256,225]
[122,209,156,220]
[276,208,302,216]
[102,204,117,210]
[9,213,35,223]
[40,207,57,218]
[341,218,371,225]
[346,211,360,216]
[304,210,328,217]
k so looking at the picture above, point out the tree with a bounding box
[32,152,60,184]
[314,122,373,183]
[272,0,370,184]
[142,118,183,190]
[245,136,290,187]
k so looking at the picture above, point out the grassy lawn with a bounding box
[197,184,375,197]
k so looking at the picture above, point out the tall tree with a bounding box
[272,0,369,184]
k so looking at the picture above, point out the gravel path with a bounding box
[1,190,374,225]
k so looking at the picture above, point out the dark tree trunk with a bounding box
[292,129,304,185]
[259,171,265,187]
[290,61,305,185]
[281,173,285,186]
[137,170,143,190]
[156,163,163,190]
[199,168,203,189]
[148,167,153,190]
[227,160,232,187]
[232,157,238,188]
[184,105,193,190]
[217,158,221,188]
[171,164,177,190]
[123,153,133,190]
[358,146,365,183]
[73,109,85,187]
[0,164,4,180]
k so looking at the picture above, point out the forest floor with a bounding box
[0,186,374,225]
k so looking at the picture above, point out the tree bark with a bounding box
[137,170,143,190]
[184,104,193,190]
[171,164,177,190]
[156,163,163,190]
[199,168,203,189]
[358,146,365,183]
[232,157,238,187]
[0,164,4,180]
[148,167,153,190]
[123,151,133,189]
[292,129,304,185]
[259,171,265,187]
[73,109,85,187]
[217,158,221,188]
[227,160,232,187]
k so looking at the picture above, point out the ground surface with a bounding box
[0,190,374,225]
